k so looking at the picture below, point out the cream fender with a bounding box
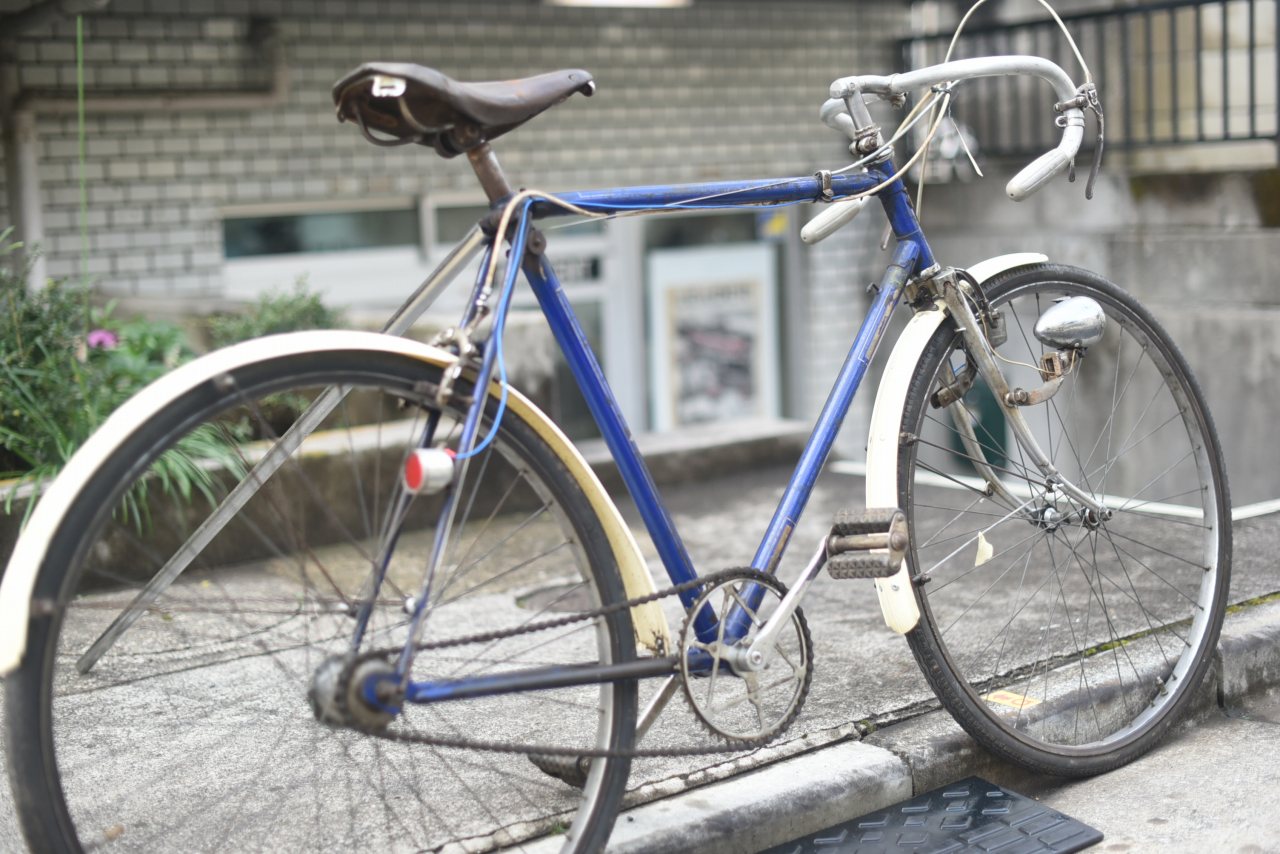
[0,331,669,675]
[866,253,1048,634]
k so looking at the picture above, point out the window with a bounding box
[220,201,426,308]
[224,208,420,258]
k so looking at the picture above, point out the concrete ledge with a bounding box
[0,417,811,576]
[611,590,1280,852]
[608,742,910,854]
[579,419,809,496]
[1216,597,1280,705]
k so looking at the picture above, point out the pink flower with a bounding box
[86,328,118,349]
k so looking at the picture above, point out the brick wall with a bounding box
[3,0,907,298]
[3,0,912,442]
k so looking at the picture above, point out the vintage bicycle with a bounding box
[1,44,1229,854]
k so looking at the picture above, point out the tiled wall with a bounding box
[3,0,907,297]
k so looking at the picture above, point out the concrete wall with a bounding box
[919,165,1280,506]
[1,0,903,295]
[905,0,1279,505]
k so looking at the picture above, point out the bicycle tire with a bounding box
[4,342,636,852]
[898,263,1230,776]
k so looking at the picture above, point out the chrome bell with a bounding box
[1034,296,1106,349]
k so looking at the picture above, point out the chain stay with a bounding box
[335,567,782,758]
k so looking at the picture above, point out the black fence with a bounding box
[901,0,1279,158]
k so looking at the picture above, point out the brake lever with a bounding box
[1055,83,1104,200]
[1084,87,1105,200]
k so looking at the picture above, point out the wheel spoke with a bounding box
[30,358,636,851]
[901,270,1226,767]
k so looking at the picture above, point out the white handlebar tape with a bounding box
[1005,121,1083,201]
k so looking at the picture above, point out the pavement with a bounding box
[1,423,1278,852]
[592,453,1280,854]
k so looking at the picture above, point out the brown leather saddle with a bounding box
[333,63,594,157]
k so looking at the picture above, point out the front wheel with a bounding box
[5,343,636,852]
[899,264,1230,776]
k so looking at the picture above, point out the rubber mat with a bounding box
[761,775,1102,854]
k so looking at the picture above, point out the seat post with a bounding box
[467,143,514,203]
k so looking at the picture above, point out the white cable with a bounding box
[944,0,1091,82]
[917,0,1090,220]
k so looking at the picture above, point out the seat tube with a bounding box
[520,254,717,638]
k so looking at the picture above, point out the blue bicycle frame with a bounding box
[391,159,936,706]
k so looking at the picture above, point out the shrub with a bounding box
[0,231,242,524]
[207,280,345,348]
[206,280,347,437]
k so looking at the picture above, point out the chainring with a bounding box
[677,568,814,746]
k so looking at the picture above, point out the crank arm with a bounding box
[740,540,827,671]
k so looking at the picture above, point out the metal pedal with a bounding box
[827,552,898,580]
[826,508,908,580]
[831,507,901,536]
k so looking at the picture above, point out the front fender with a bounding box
[865,253,1048,634]
[0,331,669,675]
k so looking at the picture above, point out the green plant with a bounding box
[0,232,243,524]
[206,279,347,436]
[207,279,346,348]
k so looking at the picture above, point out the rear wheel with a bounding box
[900,264,1230,775]
[5,345,636,851]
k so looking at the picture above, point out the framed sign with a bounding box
[647,243,780,431]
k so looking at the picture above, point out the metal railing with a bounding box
[902,0,1279,158]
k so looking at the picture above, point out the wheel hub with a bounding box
[308,654,399,730]
[1031,503,1064,532]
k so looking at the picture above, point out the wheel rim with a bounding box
[905,273,1226,756]
[37,358,629,852]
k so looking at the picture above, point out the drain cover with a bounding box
[762,775,1102,853]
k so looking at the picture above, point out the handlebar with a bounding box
[823,55,1086,202]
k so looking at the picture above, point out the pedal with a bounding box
[826,508,908,580]
[828,553,898,579]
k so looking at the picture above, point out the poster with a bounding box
[647,244,779,431]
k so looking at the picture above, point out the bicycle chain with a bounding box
[330,568,786,758]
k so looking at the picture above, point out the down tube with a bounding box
[521,255,716,632]
[750,240,921,575]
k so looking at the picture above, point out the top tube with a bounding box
[529,164,936,275]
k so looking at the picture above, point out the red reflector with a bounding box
[404,452,424,491]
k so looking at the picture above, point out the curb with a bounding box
[610,596,1280,852]
[579,419,809,495]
